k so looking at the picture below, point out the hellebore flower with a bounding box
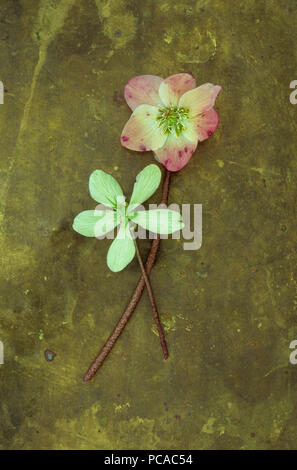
[73,164,184,272]
[121,73,221,172]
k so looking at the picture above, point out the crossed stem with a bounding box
[83,170,171,383]
[134,238,168,360]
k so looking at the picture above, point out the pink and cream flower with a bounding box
[121,73,221,172]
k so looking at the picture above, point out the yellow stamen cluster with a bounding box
[156,106,190,137]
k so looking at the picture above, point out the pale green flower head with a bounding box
[73,164,184,272]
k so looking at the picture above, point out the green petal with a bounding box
[132,209,184,234]
[107,223,135,272]
[127,164,161,213]
[89,170,123,208]
[73,210,118,237]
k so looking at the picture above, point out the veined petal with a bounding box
[183,108,220,143]
[154,133,197,172]
[89,170,123,208]
[158,73,196,107]
[127,164,161,213]
[73,210,118,238]
[121,104,166,152]
[124,75,163,111]
[132,209,184,234]
[179,83,221,115]
[107,223,135,272]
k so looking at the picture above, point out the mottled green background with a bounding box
[0,0,297,450]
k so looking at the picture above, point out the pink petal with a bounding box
[121,104,167,152]
[124,75,164,111]
[183,108,220,143]
[154,134,197,172]
[179,83,222,115]
[158,73,196,107]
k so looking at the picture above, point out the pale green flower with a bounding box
[73,164,184,272]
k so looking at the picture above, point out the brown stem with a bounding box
[83,169,171,383]
[134,238,168,360]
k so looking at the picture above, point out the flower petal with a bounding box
[124,75,164,111]
[158,73,196,107]
[183,108,220,143]
[132,209,184,234]
[121,104,167,152]
[89,170,123,208]
[73,210,118,238]
[94,210,119,237]
[179,83,221,115]
[127,164,161,213]
[107,223,135,272]
[154,133,197,172]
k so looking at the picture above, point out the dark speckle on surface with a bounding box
[44,350,56,362]
[113,90,125,106]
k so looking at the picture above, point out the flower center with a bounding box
[156,106,190,137]
[116,195,127,224]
